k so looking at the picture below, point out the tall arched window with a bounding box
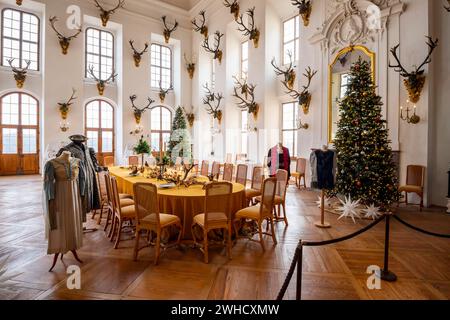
[150,106,172,153]
[85,100,114,163]
[1,8,40,71]
[0,92,39,175]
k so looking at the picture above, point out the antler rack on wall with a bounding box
[49,16,82,55]
[93,0,125,27]
[236,7,260,48]
[202,31,224,64]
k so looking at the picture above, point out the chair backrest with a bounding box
[406,165,425,188]
[104,172,113,209]
[110,176,122,216]
[236,164,248,186]
[260,178,277,219]
[251,166,264,190]
[103,156,114,167]
[97,171,108,202]
[236,154,247,162]
[201,160,209,176]
[223,163,234,182]
[129,156,139,166]
[133,183,160,227]
[225,153,233,164]
[204,182,232,229]
[275,169,289,201]
[296,158,307,175]
[211,161,221,179]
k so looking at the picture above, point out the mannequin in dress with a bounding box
[267,142,291,178]
[44,151,85,272]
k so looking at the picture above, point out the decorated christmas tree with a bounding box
[167,106,191,163]
[334,57,399,208]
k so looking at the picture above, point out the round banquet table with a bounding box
[108,167,247,240]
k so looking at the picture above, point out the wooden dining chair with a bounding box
[235,178,277,251]
[133,183,182,264]
[200,160,209,176]
[236,154,247,163]
[93,171,109,224]
[235,164,248,186]
[211,161,221,180]
[103,156,115,167]
[104,173,134,237]
[222,163,234,182]
[291,158,307,189]
[110,177,136,249]
[245,166,264,205]
[129,156,139,166]
[192,182,233,263]
[398,165,425,211]
[225,153,233,164]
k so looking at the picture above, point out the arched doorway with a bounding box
[0,92,39,175]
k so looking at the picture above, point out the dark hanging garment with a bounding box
[314,150,335,190]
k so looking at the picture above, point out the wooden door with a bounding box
[0,93,39,176]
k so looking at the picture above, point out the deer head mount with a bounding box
[93,0,124,27]
[182,106,195,128]
[49,16,82,55]
[236,7,260,48]
[87,65,118,96]
[162,16,178,44]
[224,0,240,20]
[130,95,155,125]
[58,88,77,121]
[271,53,296,90]
[203,84,223,125]
[192,10,208,39]
[159,82,172,103]
[7,59,30,88]
[389,36,439,103]
[282,67,317,115]
[184,54,196,80]
[16,0,23,6]
[129,40,148,67]
[291,0,312,27]
[233,77,259,120]
[445,0,450,12]
[202,31,224,64]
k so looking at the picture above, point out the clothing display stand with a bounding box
[315,189,331,228]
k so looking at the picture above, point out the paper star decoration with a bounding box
[315,196,332,209]
[337,195,361,223]
[0,255,21,290]
[363,204,382,220]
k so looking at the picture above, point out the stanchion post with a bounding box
[379,213,397,282]
[296,243,303,300]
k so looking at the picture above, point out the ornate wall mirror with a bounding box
[328,45,375,143]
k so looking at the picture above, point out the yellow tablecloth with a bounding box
[108,167,247,239]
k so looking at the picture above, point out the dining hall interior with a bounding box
[0,0,449,301]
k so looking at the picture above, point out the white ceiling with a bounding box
[155,0,202,11]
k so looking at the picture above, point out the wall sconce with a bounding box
[400,101,420,124]
[60,120,70,132]
[296,116,309,130]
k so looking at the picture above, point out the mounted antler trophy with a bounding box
[271,52,296,90]
[224,0,240,20]
[93,0,125,27]
[158,82,172,103]
[49,16,82,55]
[282,67,317,115]
[162,16,178,44]
[203,84,223,125]
[236,7,260,48]
[389,36,439,103]
[7,59,30,88]
[291,0,312,27]
[184,54,196,80]
[87,65,118,96]
[202,31,224,64]
[58,89,77,132]
[16,0,23,5]
[233,77,259,120]
[130,95,155,125]
[182,106,195,128]
[192,10,208,39]
[129,40,148,67]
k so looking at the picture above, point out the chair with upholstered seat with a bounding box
[192,182,233,263]
[398,165,425,211]
[93,171,108,224]
[109,177,136,248]
[223,163,234,182]
[235,164,248,186]
[211,162,221,180]
[103,173,133,235]
[234,177,277,251]
[291,158,307,189]
[133,183,182,264]
[245,166,264,205]
[200,160,209,176]
[103,156,114,167]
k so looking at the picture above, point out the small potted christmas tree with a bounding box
[133,135,151,172]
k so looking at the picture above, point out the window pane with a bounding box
[101,101,113,129]
[151,43,172,88]
[161,108,171,131]
[86,28,114,79]
[87,131,98,151]
[284,18,295,42]
[102,131,113,153]
[283,41,295,65]
[282,103,295,130]
[86,101,99,128]
[1,93,20,125]
[151,133,159,151]
[22,128,36,154]
[162,133,171,151]
[241,133,248,154]
[21,95,38,125]
[2,128,17,154]
[282,131,294,155]
[241,111,248,131]
[151,108,161,131]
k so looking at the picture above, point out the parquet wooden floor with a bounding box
[0,175,449,300]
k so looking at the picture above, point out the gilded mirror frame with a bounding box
[328,45,376,144]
